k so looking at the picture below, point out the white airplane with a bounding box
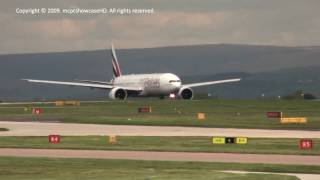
[23,45,241,100]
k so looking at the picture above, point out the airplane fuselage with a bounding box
[113,73,181,96]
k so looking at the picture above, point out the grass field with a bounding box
[0,136,318,155]
[0,99,320,130]
[0,100,318,179]
[2,156,319,179]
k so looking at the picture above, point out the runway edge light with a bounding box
[197,113,206,120]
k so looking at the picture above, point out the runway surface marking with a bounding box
[222,171,320,180]
[0,148,319,165]
[0,121,319,138]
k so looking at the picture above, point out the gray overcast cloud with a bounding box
[0,0,320,54]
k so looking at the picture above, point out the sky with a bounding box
[1,0,320,54]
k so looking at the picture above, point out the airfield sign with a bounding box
[48,135,60,144]
[212,137,248,144]
[300,139,313,150]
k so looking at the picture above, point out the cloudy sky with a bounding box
[1,0,320,54]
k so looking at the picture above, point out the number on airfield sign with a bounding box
[48,135,60,144]
[236,137,248,144]
[300,139,313,150]
[32,108,43,115]
[225,137,235,144]
[212,137,225,144]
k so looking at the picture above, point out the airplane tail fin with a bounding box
[111,44,122,77]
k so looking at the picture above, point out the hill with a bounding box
[1,44,320,100]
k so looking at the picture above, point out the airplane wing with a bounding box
[74,79,113,85]
[183,78,241,88]
[22,79,142,91]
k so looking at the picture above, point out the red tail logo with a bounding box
[111,44,122,77]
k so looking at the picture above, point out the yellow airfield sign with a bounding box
[212,137,225,144]
[212,137,248,144]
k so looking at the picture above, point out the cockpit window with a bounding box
[169,80,181,83]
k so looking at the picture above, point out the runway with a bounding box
[0,121,319,137]
[0,148,319,165]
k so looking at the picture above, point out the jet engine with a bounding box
[178,87,193,99]
[109,87,127,100]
